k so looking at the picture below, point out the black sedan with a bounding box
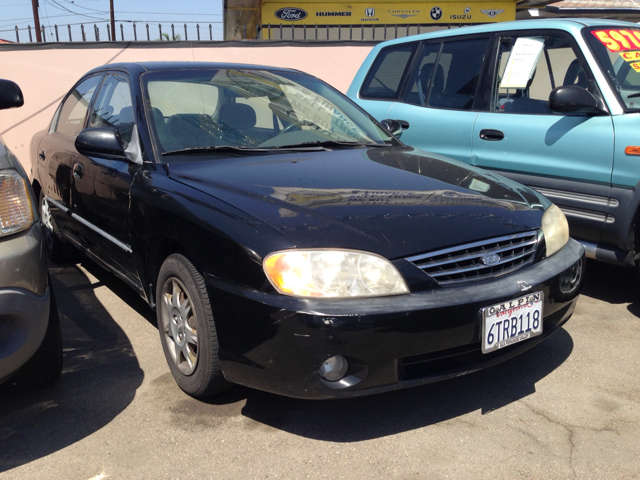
[30,62,584,399]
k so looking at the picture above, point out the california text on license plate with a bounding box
[481,292,544,354]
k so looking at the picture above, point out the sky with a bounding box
[0,0,224,43]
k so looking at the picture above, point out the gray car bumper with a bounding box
[0,223,50,383]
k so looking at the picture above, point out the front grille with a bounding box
[405,231,540,286]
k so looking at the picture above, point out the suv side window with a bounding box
[89,74,135,144]
[492,35,586,114]
[405,38,489,110]
[360,43,418,99]
[55,75,103,137]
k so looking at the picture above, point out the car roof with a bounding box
[83,61,306,77]
[374,18,640,47]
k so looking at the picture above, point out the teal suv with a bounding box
[348,19,640,270]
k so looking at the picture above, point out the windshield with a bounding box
[142,68,397,161]
[584,26,640,110]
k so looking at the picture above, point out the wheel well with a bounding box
[32,179,42,200]
[144,238,190,310]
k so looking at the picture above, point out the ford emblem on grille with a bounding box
[274,8,308,21]
[481,253,501,265]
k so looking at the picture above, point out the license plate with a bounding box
[481,292,544,354]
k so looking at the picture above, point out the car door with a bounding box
[471,32,615,244]
[36,74,104,246]
[71,72,142,288]
[387,36,492,163]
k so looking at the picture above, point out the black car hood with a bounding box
[167,147,547,259]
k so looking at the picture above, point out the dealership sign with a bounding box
[264,2,514,25]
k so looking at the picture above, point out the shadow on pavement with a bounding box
[0,263,144,472]
[580,259,640,316]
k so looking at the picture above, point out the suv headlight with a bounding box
[0,169,34,237]
[263,249,409,298]
[541,203,569,257]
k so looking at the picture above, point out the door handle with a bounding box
[73,163,84,179]
[479,129,505,141]
[38,149,45,161]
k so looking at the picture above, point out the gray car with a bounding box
[0,79,62,391]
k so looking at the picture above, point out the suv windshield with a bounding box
[585,26,640,110]
[142,68,397,161]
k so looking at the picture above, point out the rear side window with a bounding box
[428,38,489,110]
[360,43,417,99]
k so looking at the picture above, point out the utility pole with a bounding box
[110,0,116,41]
[31,0,42,42]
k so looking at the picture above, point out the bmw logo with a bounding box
[481,253,501,266]
[430,7,442,20]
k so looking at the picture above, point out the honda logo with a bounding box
[365,8,375,17]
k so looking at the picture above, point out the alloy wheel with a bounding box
[160,277,199,375]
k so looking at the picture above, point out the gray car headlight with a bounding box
[541,203,569,257]
[263,249,409,298]
[0,169,34,237]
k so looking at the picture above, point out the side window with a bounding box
[55,75,102,137]
[89,74,135,144]
[426,38,489,110]
[404,43,441,106]
[493,35,586,114]
[360,43,418,99]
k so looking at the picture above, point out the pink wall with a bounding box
[0,43,374,173]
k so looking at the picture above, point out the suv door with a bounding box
[387,36,492,163]
[37,74,103,246]
[72,72,142,288]
[471,32,614,245]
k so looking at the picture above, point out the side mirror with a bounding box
[0,79,24,110]
[75,127,126,159]
[548,86,605,115]
[380,119,410,138]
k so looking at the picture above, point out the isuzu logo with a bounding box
[481,253,501,265]
[274,8,308,21]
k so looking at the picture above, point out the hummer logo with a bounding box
[365,8,375,16]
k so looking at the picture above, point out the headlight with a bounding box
[0,169,34,237]
[541,203,569,257]
[263,249,409,298]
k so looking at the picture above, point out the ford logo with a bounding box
[274,7,308,21]
[481,253,501,266]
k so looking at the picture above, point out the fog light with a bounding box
[319,355,348,382]
[559,258,583,293]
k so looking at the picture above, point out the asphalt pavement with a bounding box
[0,258,638,479]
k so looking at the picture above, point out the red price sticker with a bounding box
[592,29,640,52]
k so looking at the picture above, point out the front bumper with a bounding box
[206,239,584,399]
[0,286,51,383]
[0,223,50,383]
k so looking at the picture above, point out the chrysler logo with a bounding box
[274,7,308,21]
[481,253,501,265]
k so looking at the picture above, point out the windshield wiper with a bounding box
[627,92,640,98]
[161,145,328,156]
[271,140,387,150]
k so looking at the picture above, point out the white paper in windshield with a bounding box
[499,37,545,89]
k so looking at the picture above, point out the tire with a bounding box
[39,190,77,264]
[156,254,230,397]
[11,283,63,391]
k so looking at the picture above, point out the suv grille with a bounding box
[405,231,540,286]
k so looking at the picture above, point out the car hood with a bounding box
[167,146,547,259]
